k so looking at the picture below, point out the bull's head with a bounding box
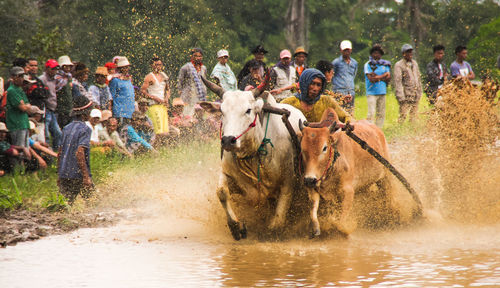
[199,91,264,153]
[299,108,341,188]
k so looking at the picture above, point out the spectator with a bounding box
[85,109,109,148]
[316,60,352,108]
[109,57,135,129]
[28,117,55,157]
[170,97,194,131]
[98,117,133,158]
[292,47,308,78]
[72,62,92,101]
[0,122,30,174]
[332,40,358,113]
[57,95,94,205]
[104,62,117,84]
[39,59,63,149]
[136,98,156,143]
[141,57,170,137]
[238,60,263,91]
[25,57,49,112]
[89,67,112,110]
[55,55,74,128]
[393,44,423,123]
[364,44,391,128]
[177,48,207,116]
[425,45,448,105]
[211,49,237,91]
[270,49,297,101]
[6,67,33,150]
[126,112,156,154]
[237,45,268,83]
[450,45,475,80]
[26,120,49,172]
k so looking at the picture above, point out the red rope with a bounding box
[219,114,258,140]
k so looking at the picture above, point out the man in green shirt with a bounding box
[6,66,33,147]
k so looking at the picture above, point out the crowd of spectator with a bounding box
[0,42,484,202]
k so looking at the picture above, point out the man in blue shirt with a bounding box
[364,44,391,128]
[332,40,358,113]
[450,45,475,80]
[57,95,94,205]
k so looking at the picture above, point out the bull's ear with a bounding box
[198,101,221,113]
[329,121,341,134]
[254,98,264,112]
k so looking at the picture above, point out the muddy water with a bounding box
[1,142,499,287]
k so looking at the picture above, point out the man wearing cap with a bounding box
[364,44,391,128]
[394,44,423,123]
[177,48,207,116]
[141,57,170,137]
[39,59,63,149]
[211,49,237,91]
[292,47,308,78]
[332,40,358,113]
[237,45,268,83]
[55,55,74,128]
[270,49,297,101]
[109,56,136,128]
[57,95,94,204]
[6,67,34,150]
[89,67,112,110]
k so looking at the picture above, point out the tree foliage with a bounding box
[0,0,498,84]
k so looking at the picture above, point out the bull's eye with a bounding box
[245,108,251,114]
[322,145,327,153]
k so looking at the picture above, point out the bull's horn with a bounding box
[201,75,225,98]
[251,68,271,98]
[329,121,338,134]
[299,119,304,131]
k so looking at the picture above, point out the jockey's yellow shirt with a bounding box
[281,95,352,123]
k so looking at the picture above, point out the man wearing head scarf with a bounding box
[281,68,351,123]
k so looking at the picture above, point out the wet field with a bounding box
[1,139,499,287]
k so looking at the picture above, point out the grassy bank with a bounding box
[0,92,431,212]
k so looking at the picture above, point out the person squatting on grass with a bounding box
[57,96,94,205]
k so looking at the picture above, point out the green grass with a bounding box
[353,88,432,141]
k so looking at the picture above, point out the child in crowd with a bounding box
[57,96,94,205]
[99,117,133,158]
[126,112,157,154]
[0,122,31,175]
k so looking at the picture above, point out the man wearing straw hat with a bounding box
[109,56,135,129]
[89,66,112,110]
[57,95,94,205]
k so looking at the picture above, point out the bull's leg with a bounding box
[309,190,321,238]
[217,186,247,240]
[335,184,355,236]
[268,185,292,231]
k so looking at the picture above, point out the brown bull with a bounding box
[299,108,401,237]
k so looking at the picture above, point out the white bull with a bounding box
[201,80,306,240]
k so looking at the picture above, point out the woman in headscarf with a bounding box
[281,68,351,123]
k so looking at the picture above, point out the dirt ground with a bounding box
[0,209,122,247]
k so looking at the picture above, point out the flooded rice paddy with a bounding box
[1,137,499,287]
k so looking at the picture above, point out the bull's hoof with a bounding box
[227,220,246,241]
[240,223,247,239]
[309,222,321,239]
